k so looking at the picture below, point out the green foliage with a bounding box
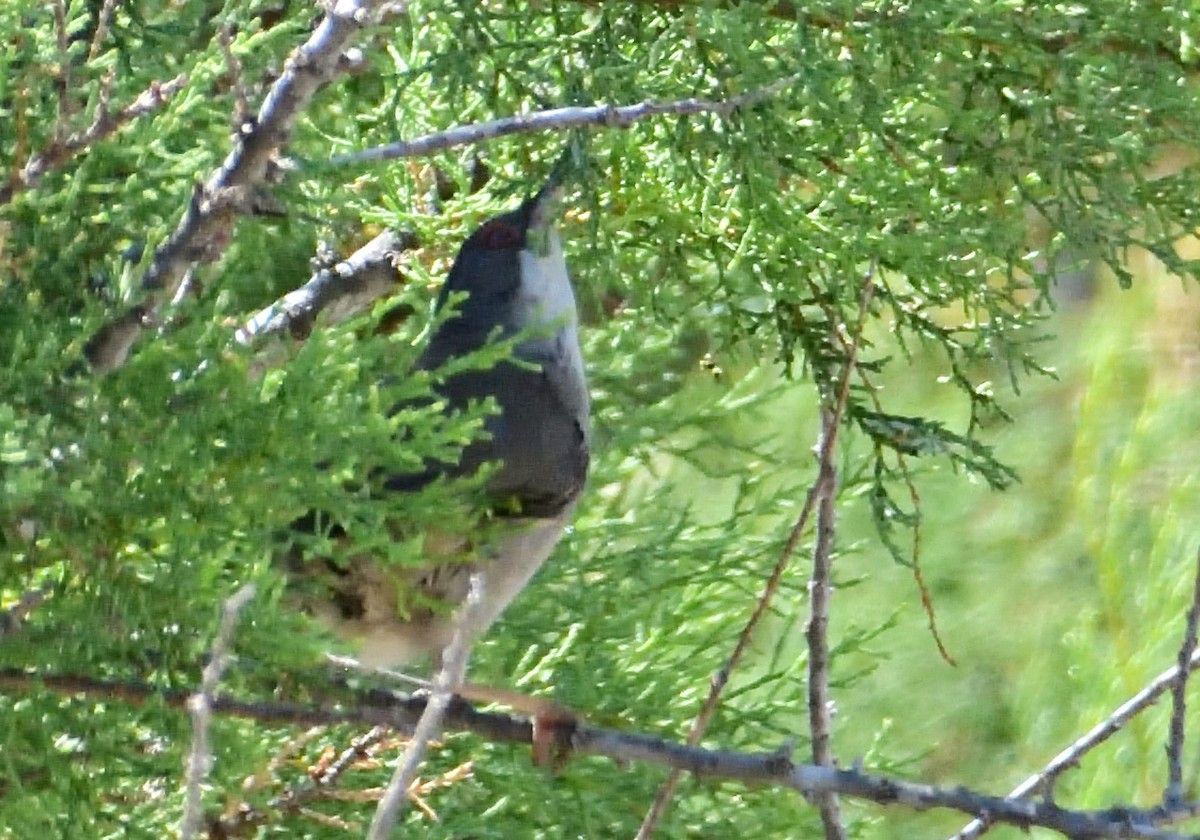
[2,0,1200,837]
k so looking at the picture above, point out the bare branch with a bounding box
[329,74,802,167]
[950,648,1200,840]
[808,408,846,839]
[180,584,256,840]
[366,573,481,840]
[235,228,415,364]
[2,665,1197,839]
[807,266,876,840]
[83,0,393,374]
[0,73,188,206]
[1166,548,1200,806]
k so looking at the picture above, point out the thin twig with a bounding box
[0,73,188,206]
[800,264,954,665]
[329,74,802,167]
[949,648,1200,840]
[806,266,876,840]
[635,265,876,839]
[325,653,432,690]
[318,727,390,786]
[217,24,252,131]
[1166,548,1200,806]
[2,665,1197,839]
[365,573,482,840]
[210,726,390,836]
[180,584,256,840]
[634,469,822,836]
[51,0,72,142]
[846,362,953,663]
[87,0,120,61]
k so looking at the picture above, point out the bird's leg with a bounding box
[452,680,578,768]
[425,644,576,766]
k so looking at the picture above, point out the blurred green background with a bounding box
[704,268,1200,838]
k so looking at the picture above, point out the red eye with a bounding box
[474,219,524,250]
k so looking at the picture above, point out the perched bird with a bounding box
[288,174,590,670]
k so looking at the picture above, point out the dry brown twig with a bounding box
[208,726,392,837]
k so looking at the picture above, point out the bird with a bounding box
[286,172,590,673]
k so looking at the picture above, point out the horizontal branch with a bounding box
[0,667,1193,839]
[328,74,801,166]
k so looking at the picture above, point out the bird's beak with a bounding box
[525,181,565,257]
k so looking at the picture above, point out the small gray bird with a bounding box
[290,176,589,669]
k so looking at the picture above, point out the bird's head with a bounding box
[433,180,574,346]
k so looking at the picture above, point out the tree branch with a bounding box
[1,666,1197,839]
[235,228,415,367]
[808,407,846,840]
[806,266,875,840]
[86,0,119,62]
[83,0,391,374]
[328,74,802,167]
